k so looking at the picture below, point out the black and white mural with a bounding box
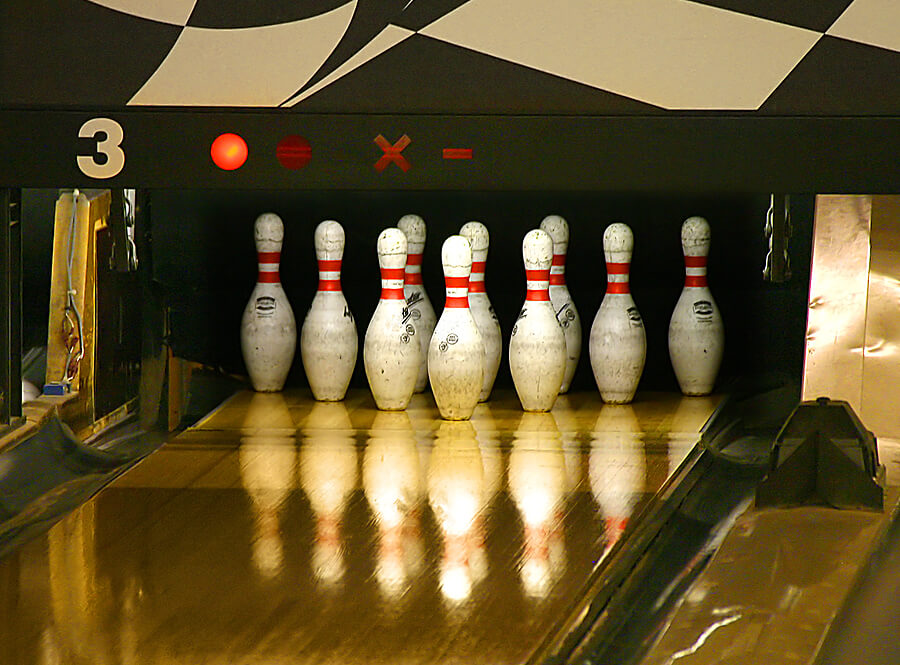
[1,0,898,113]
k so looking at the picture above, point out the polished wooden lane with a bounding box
[1,389,719,665]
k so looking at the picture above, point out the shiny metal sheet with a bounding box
[0,390,719,665]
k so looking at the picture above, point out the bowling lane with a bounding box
[0,390,719,665]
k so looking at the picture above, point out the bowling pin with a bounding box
[668,216,725,395]
[300,220,358,401]
[589,223,647,404]
[428,235,484,421]
[459,221,502,402]
[509,230,567,412]
[364,228,420,410]
[397,214,437,393]
[240,213,297,392]
[540,215,582,393]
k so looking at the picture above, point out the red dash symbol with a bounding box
[443,148,473,160]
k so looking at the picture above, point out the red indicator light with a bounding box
[443,148,473,160]
[211,133,248,170]
[276,134,312,170]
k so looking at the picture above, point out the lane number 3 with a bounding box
[77,118,125,179]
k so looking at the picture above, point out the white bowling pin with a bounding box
[398,214,437,393]
[590,223,647,404]
[428,236,484,421]
[364,228,420,410]
[668,217,725,395]
[240,213,297,392]
[459,221,502,402]
[540,215,582,393]
[509,230,567,412]
[300,220,358,401]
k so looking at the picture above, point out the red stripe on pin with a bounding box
[257,251,281,263]
[317,259,342,271]
[406,253,423,266]
[445,296,469,308]
[549,274,566,286]
[525,269,550,281]
[318,280,341,291]
[551,254,566,266]
[684,256,707,267]
[685,275,708,287]
[380,268,406,280]
[405,273,423,285]
[526,290,550,301]
[606,281,630,294]
[257,272,280,283]
[606,262,630,274]
[469,282,485,293]
[444,276,469,288]
[471,261,486,273]
[380,288,406,300]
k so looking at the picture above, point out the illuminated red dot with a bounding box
[276,135,312,170]
[211,133,248,170]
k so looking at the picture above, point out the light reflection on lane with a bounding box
[1,391,714,665]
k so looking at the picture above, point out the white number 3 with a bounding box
[77,118,125,179]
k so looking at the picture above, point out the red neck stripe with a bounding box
[606,262,630,275]
[469,282,485,293]
[405,273,423,285]
[685,275,708,287]
[445,296,469,308]
[549,274,566,286]
[257,251,280,263]
[525,269,550,281]
[444,276,469,288]
[606,282,630,294]
[318,280,341,291]
[471,261,486,273]
[380,267,406,280]
[380,288,406,300]
[257,272,280,283]
[551,254,566,266]
[526,290,550,301]
[406,253,423,266]
[317,259,342,271]
[684,255,707,268]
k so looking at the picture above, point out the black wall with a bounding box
[149,190,813,395]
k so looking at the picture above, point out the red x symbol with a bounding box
[374,134,411,172]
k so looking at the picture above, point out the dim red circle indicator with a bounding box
[276,134,312,170]
[210,133,248,170]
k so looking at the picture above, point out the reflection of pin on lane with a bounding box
[509,229,567,412]
[239,393,298,579]
[398,214,436,393]
[300,402,357,585]
[590,223,646,404]
[301,221,358,402]
[669,216,725,396]
[589,405,645,550]
[428,420,484,604]
[364,228,420,410]
[363,411,421,597]
[471,403,502,507]
[540,215,582,394]
[509,412,567,599]
[241,213,297,392]
[460,221,502,402]
[552,395,584,493]
[428,235,484,421]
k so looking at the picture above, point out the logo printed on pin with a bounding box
[255,296,276,317]
[693,300,714,322]
[627,306,643,327]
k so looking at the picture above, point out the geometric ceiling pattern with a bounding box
[1,0,898,113]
